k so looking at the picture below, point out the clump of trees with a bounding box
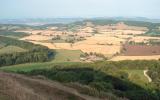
[52,35,61,40]
[0,36,54,67]
[81,52,106,58]
[148,65,160,89]
[65,36,86,43]
[80,52,107,61]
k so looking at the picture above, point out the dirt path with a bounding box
[144,70,152,83]
[0,72,103,100]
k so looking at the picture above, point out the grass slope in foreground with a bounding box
[1,60,160,100]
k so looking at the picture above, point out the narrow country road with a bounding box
[144,70,152,82]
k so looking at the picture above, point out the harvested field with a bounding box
[55,43,72,49]
[28,41,121,56]
[21,35,52,41]
[19,25,157,58]
[96,22,148,35]
[115,34,133,39]
[129,36,160,43]
[75,34,125,45]
[26,34,123,56]
[16,30,64,37]
[73,44,121,56]
[110,55,160,61]
[115,30,146,35]
[123,45,160,56]
[78,27,94,33]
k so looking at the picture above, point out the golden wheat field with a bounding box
[110,55,160,61]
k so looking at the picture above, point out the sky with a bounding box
[0,0,160,19]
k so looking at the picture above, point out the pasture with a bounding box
[52,49,83,62]
[124,70,149,86]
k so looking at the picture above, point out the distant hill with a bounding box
[0,18,84,25]
[105,17,160,23]
[0,17,160,25]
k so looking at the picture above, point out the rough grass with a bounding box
[0,94,11,100]
[124,70,149,87]
[0,72,85,100]
[0,46,27,54]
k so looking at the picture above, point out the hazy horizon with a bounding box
[1,0,160,19]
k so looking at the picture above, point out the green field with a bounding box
[0,62,83,72]
[52,49,83,62]
[0,49,83,72]
[0,45,27,54]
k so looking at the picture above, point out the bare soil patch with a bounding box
[123,45,160,56]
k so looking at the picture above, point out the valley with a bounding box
[1,0,160,99]
[0,19,160,100]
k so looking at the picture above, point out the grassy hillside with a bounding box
[0,46,27,54]
[0,72,91,100]
[1,60,160,100]
[0,36,55,67]
[124,70,149,86]
[0,31,29,39]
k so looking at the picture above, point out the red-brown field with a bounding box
[123,45,160,56]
